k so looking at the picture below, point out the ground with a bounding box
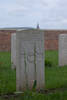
[0,51,67,100]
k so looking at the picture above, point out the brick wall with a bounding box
[45,30,67,50]
[0,30,67,51]
[0,30,15,51]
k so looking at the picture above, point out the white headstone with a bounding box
[11,33,16,69]
[59,34,67,66]
[16,29,45,91]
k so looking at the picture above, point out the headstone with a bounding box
[16,29,45,91]
[59,34,67,66]
[11,33,16,69]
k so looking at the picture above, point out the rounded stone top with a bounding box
[59,34,67,38]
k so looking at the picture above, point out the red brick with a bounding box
[0,30,67,51]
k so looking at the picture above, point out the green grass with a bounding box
[0,51,67,99]
[0,91,67,100]
[0,52,16,94]
[45,50,67,89]
[45,50,58,66]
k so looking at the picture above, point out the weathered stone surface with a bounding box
[11,33,16,69]
[16,29,45,91]
[59,34,67,66]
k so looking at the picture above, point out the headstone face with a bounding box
[16,29,45,91]
[11,33,16,69]
[59,34,67,66]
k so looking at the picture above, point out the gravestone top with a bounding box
[59,34,67,38]
[59,34,67,66]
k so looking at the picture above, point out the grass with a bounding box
[0,52,16,94]
[45,50,67,89]
[0,91,67,100]
[0,51,67,99]
[45,50,58,66]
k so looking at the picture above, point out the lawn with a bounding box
[45,50,67,89]
[0,51,67,99]
[0,91,67,100]
[0,52,16,94]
